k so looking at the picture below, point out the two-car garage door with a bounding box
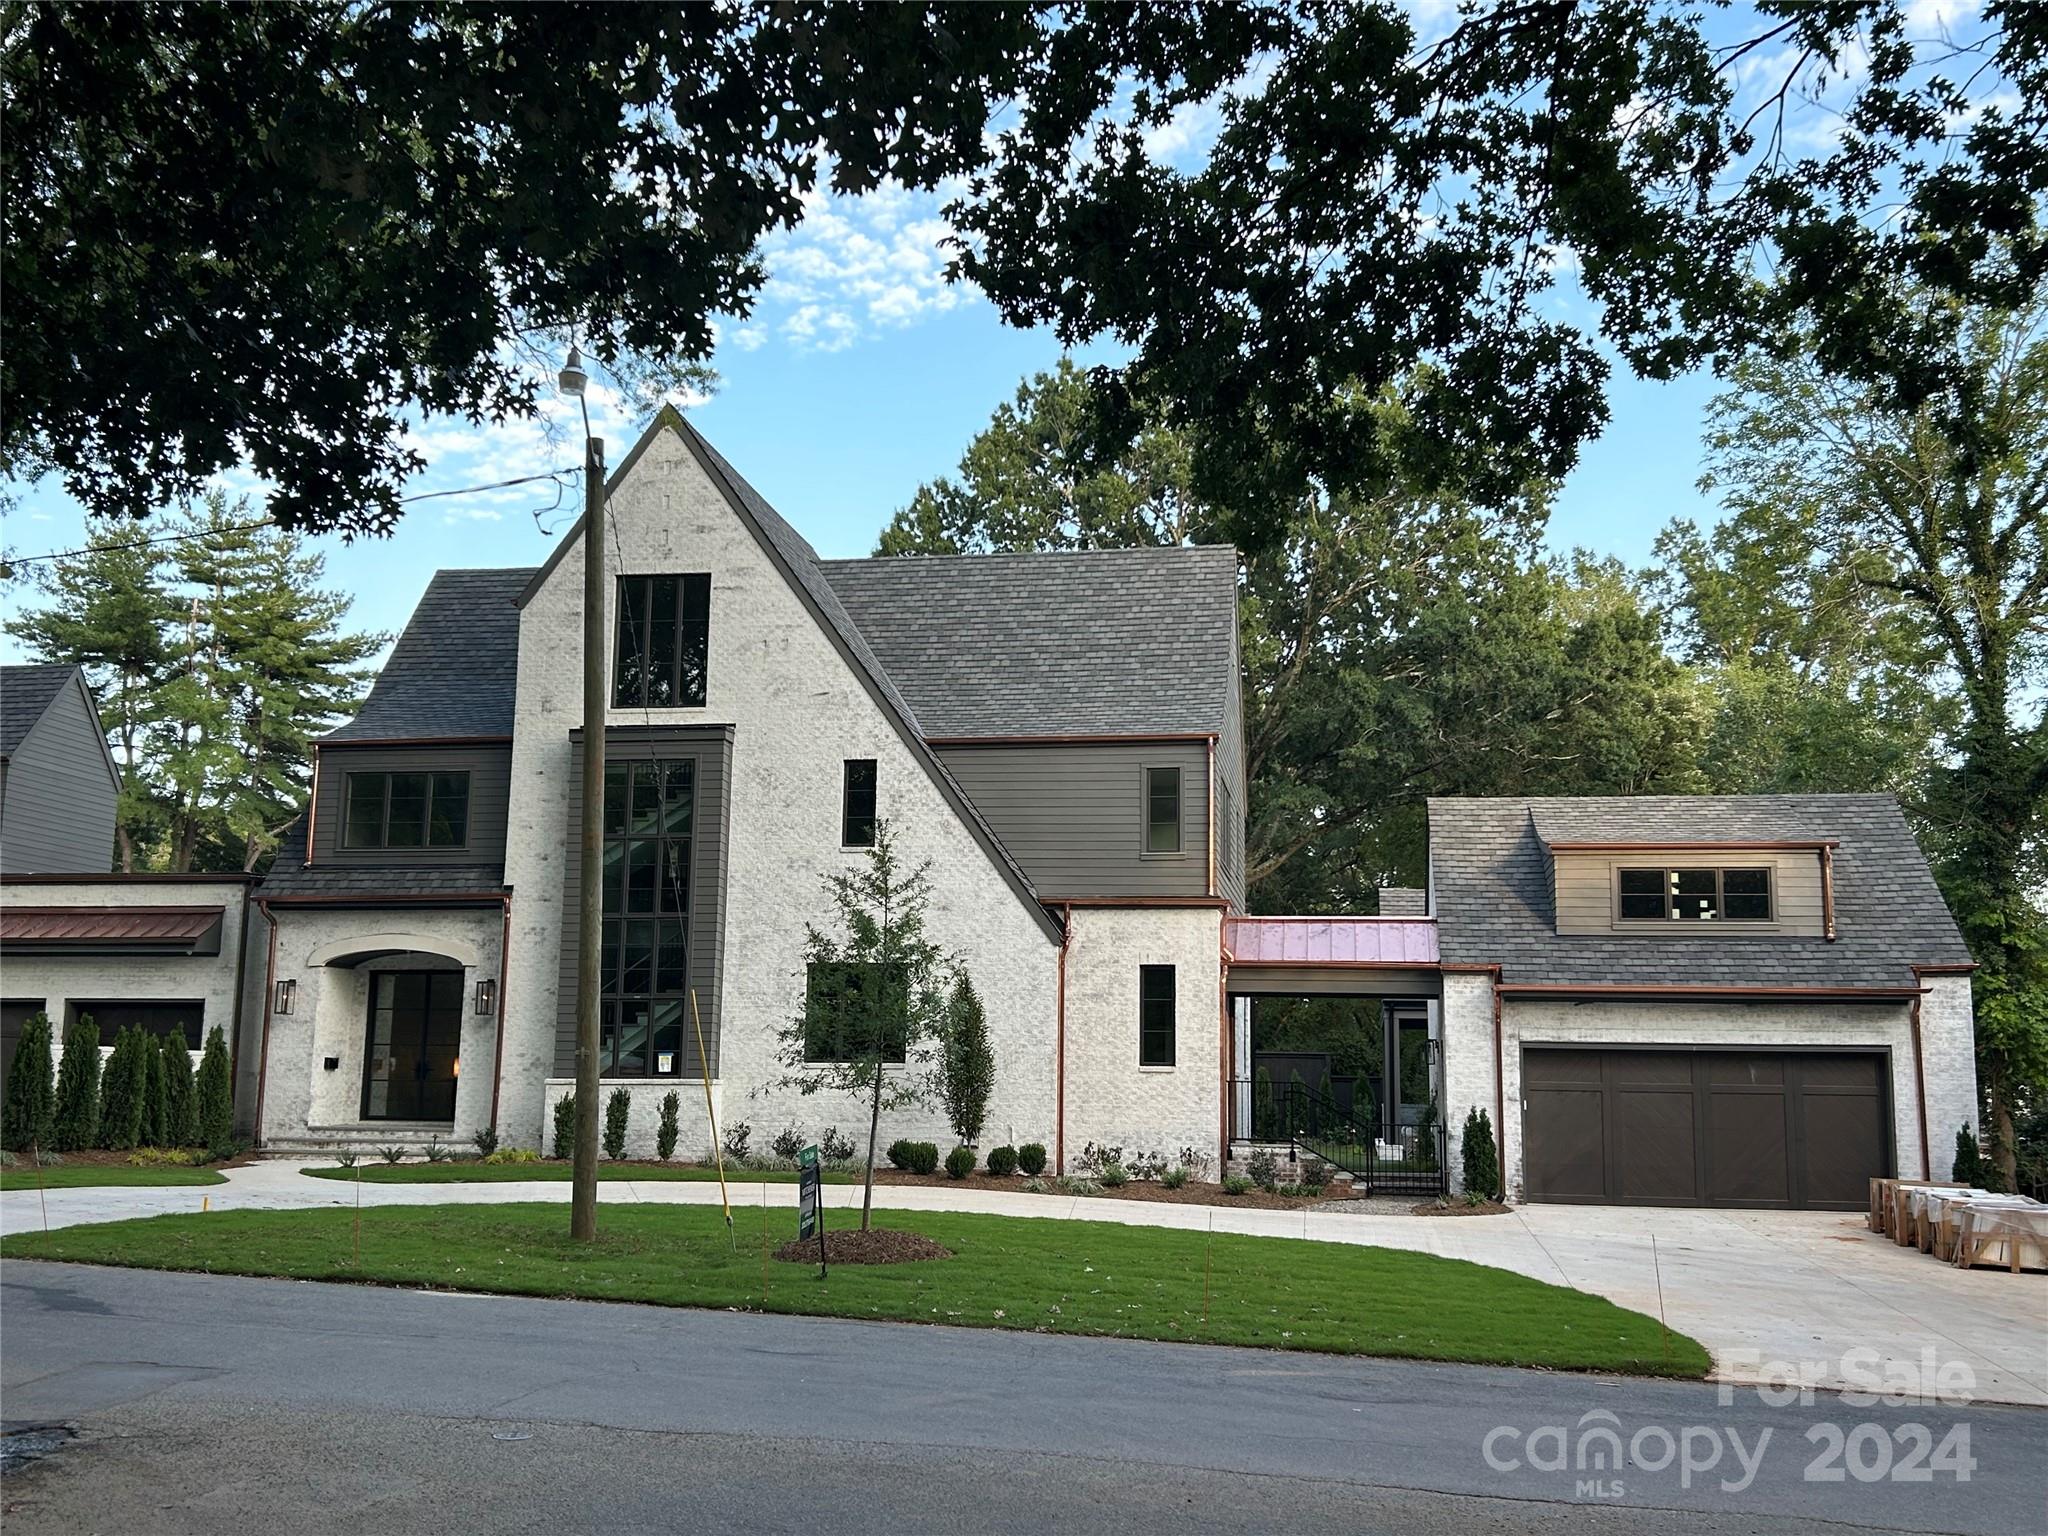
[1523,1047,1889,1210]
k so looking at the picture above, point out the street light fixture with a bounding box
[561,344,605,1243]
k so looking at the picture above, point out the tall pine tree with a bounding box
[51,1017,101,1152]
[2,1014,55,1153]
[160,1034,198,1148]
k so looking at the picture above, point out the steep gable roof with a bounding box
[819,546,1238,739]
[324,568,535,742]
[514,409,1063,943]
[1428,794,1972,989]
[1,663,80,758]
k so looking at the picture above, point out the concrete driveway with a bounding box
[6,1161,2043,1406]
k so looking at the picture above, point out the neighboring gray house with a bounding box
[0,412,1979,1209]
[0,663,119,876]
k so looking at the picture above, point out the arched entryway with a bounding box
[305,934,482,1128]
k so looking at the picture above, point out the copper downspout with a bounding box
[1821,845,1836,942]
[1218,913,1230,1170]
[1205,736,1217,899]
[1909,967,1933,1179]
[1055,903,1070,1173]
[252,898,279,1148]
[226,885,254,1134]
[487,893,513,1136]
[1491,972,1507,1197]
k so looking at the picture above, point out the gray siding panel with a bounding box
[553,727,732,1079]
[1216,616,1248,913]
[937,741,1210,899]
[0,682,117,874]
[313,745,514,867]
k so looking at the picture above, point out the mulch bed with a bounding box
[12,1148,253,1172]
[870,1169,1354,1211]
[1411,1198,1513,1217]
[773,1228,952,1265]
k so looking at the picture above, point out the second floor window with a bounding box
[842,759,878,847]
[344,771,469,849]
[600,759,694,1076]
[1145,765,1182,853]
[1618,866,1773,922]
[614,574,710,709]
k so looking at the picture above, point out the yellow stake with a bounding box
[691,988,733,1246]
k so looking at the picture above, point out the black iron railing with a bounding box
[1228,1076,1447,1196]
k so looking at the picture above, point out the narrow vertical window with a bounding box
[842,758,878,847]
[599,757,694,1075]
[1144,765,1182,853]
[1139,964,1175,1067]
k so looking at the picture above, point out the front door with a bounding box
[361,971,463,1121]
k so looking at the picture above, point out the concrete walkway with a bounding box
[6,1160,2044,1407]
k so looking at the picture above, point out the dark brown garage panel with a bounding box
[1523,1047,1890,1210]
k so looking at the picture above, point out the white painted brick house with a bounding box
[0,411,1981,1206]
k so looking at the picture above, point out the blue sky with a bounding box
[2,0,1982,658]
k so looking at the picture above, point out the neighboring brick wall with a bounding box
[1437,971,1498,1196]
[1061,905,1223,1173]
[258,906,504,1146]
[1916,973,1979,1178]
[500,423,1062,1158]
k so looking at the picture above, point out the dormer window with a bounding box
[614,574,710,709]
[1617,866,1772,922]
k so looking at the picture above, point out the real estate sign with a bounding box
[797,1145,821,1240]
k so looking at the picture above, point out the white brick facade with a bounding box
[499,424,1061,1159]
[1061,904,1224,1172]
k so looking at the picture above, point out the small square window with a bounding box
[1139,964,1175,1067]
[1617,868,1664,921]
[842,759,878,848]
[1722,867,1772,921]
[1144,767,1181,854]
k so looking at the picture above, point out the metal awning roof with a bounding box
[0,905,225,956]
[1224,916,1439,967]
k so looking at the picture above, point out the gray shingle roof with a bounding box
[324,569,535,742]
[819,546,1238,738]
[1428,794,1972,988]
[259,818,505,902]
[1,664,78,758]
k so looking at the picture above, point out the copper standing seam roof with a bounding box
[1223,916,1441,966]
[0,905,225,949]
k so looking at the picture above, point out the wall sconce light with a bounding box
[274,978,298,1015]
[475,979,496,1016]
[452,1056,462,1078]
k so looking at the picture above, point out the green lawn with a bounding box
[0,1202,1709,1378]
[0,1165,226,1192]
[302,1163,853,1185]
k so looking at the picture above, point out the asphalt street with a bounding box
[1,1261,2041,1535]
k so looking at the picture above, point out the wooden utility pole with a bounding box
[570,432,606,1241]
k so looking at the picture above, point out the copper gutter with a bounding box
[1217,911,1230,1167]
[488,893,513,1136]
[252,898,279,1148]
[1491,973,1507,1196]
[924,732,1220,748]
[1495,982,1927,1001]
[0,872,259,885]
[259,891,505,908]
[318,734,514,748]
[1544,839,1842,852]
[1047,895,1232,909]
[1821,844,1836,941]
[1226,959,1446,972]
[1055,903,1070,1173]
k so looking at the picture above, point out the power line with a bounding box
[0,467,580,569]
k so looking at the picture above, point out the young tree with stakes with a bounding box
[769,821,951,1231]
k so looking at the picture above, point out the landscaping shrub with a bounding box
[424,1136,452,1163]
[938,973,995,1147]
[903,1140,940,1175]
[819,1125,855,1165]
[944,1145,976,1179]
[1128,1150,1166,1181]
[2,1012,54,1152]
[886,1138,915,1170]
[1016,1142,1047,1177]
[770,1124,806,1162]
[1098,1161,1129,1188]
[472,1125,500,1159]
[195,1026,234,1148]
[128,1146,202,1166]
[1175,1147,1213,1181]
[138,1039,167,1149]
[51,1018,101,1151]
[1277,1182,1303,1197]
[721,1120,752,1168]
[551,1092,577,1159]
[1222,1174,1252,1196]
[1074,1141,1123,1176]
[1021,1176,1047,1193]
[161,1033,198,1147]
[484,1146,542,1165]
[97,1025,145,1151]
[1461,1107,1501,1200]
[1299,1161,1328,1195]
[985,1144,1018,1177]
[1161,1166,1190,1189]
[378,1144,408,1164]
[334,1150,360,1169]
[1246,1148,1279,1191]
[1953,1124,2000,1189]
[604,1089,632,1160]
[657,1092,680,1160]
[1054,1175,1100,1197]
